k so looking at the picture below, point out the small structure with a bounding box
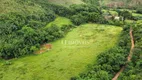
[114,16,120,20]
[103,12,123,21]
[114,16,124,21]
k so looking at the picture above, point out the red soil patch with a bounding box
[35,44,52,54]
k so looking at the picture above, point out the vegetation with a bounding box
[48,0,84,7]
[136,8,142,14]
[118,22,142,80]
[82,0,100,6]
[117,10,133,22]
[73,23,130,80]
[0,0,141,80]
[0,24,122,80]
[46,17,73,28]
[0,0,106,59]
[69,4,106,25]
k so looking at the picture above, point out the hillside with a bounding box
[102,0,142,7]
[0,0,45,14]
[0,23,122,80]
[0,0,142,80]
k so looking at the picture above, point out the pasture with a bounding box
[46,17,73,28]
[0,24,122,80]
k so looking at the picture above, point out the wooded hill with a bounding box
[0,0,105,59]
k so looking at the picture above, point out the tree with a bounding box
[70,14,87,25]
[118,10,132,22]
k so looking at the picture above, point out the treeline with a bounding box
[0,1,64,59]
[82,0,100,6]
[118,22,142,80]
[46,4,106,25]
[69,4,106,25]
[0,10,60,59]
[0,0,104,59]
[71,24,132,80]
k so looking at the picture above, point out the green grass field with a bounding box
[46,17,73,28]
[0,24,122,80]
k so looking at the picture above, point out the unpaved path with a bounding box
[112,27,135,80]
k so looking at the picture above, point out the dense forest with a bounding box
[0,0,142,80]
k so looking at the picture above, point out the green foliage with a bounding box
[136,8,142,14]
[116,23,142,80]
[4,61,12,65]
[118,10,133,22]
[0,1,81,59]
[73,24,131,80]
[69,4,106,25]
[70,4,101,14]
[0,9,56,59]
[108,20,123,26]
[44,24,64,41]
[0,24,122,80]
[1,0,104,59]
[46,17,73,28]
[82,0,100,6]
[47,4,73,17]
[75,46,127,80]
[70,14,87,25]
[61,24,75,32]
[47,0,84,7]
[0,0,45,15]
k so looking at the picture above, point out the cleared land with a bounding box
[0,24,122,80]
[46,17,73,28]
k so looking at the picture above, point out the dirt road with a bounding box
[112,27,135,80]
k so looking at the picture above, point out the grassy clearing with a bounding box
[0,24,122,80]
[125,20,134,24]
[103,9,118,15]
[133,13,142,17]
[48,0,84,6]
[46,17,73,28]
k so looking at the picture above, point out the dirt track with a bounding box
[112,27,135,80]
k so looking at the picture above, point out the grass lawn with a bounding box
[0,24,122,80]
[45,17,73,28]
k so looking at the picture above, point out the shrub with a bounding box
[61,24,75,32]
[4,61,12,65]
[136,8,142,14]
[118,10,133,22]
[70,14,87,25]
[47,4,73,17]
